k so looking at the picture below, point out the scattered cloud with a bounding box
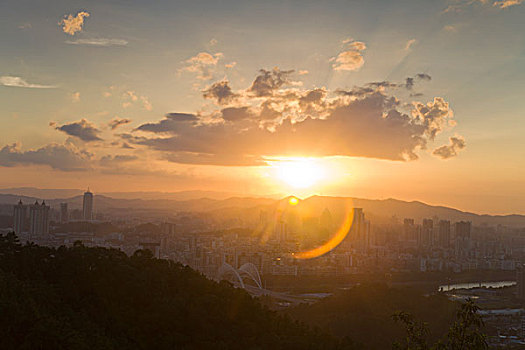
[71,92,80,103]
[99,154,138,166]
[59,11,90,36]
[432,136,466,159]
[108,117,131,130]
[405,39,417,51]
[65,38,128,46]
[443,25,458,32]
[442,0,522,13]
[180,52,224,80]
[209,38,218,46]
[248,68,294,97]
[298,70,309,75]
[332,39,367,71]
[493,0,523,8]
[203,80,238,104]
[225,62,237,68]
[0,142,92,171]
[0,76,56,89]
[122,90,152,110]
[54,119,102,142]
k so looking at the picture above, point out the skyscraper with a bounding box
[13,200,27,234]
[82,189,93,221]
[420,219,434,248]
[60,202,68,223]
[438,220,451,248]
[29,201,50,238]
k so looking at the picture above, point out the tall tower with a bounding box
[60,202,69,223]
[82,189,93,221]
[29,201,50,238]
[13,200,27,235]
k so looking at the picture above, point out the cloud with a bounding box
[59,11,90,36]
[71,92,80,102]
[248,68,294,97]
[122,90,152,110]
[432,136,466,159]
[180,52,223,80]
[209,38,218,46]
[108,117,131,130]
[124,70,459,166]
[203,80,238,104]
[0,76,56,89]
[442,0,522,12]
[493,0,523,8]
[405,39,417,51]
[65,38,128,46]
[0,142,91,171]
[134,113,198,133]
[55,119,102,142]
[99,154,138,166]
[18,23,32,30]
[332,40,367,71]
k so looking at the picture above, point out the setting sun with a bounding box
[275,159,325,189]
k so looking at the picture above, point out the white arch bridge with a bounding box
[217,262,263,289]
[217,262,329,306]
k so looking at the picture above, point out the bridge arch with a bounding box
[217,263,245,288]
[238,263,263,289]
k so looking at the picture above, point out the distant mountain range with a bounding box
[0,188,524,227]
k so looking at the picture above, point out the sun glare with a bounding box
[275,158,325,189]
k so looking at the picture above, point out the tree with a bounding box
[393,299,488,350]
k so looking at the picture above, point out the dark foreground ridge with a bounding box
[0,233,348,350]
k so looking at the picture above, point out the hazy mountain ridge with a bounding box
[0,191,524,227]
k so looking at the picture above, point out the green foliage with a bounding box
[393,299,488,350]
[0,233,350,350]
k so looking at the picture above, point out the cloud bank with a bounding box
[126,69,464,165]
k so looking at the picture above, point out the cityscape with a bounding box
[2,187,525,347]
[2,0,525,348]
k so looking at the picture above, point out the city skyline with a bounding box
[1,0,525,215]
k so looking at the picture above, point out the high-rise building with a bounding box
[60,202,68,223]
[29,201,50,237]
[455,221,471,239]
[82,189,93,221]
[438,220,451,248]
[403,218,417,242]
[420,219,434,248]
[13,200,27,234]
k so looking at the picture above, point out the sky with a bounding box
[1,0,524,214]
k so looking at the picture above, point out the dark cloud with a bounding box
[55,119,102,142]
[248,68,294,97]
[128,89,453,165]
[432,136,466,159]
[135,113,198,133]
[109,117,131,130]
[221,107,254,121]
[0,143,91,171]
[99,154,138,166]
[203,80,237,105]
